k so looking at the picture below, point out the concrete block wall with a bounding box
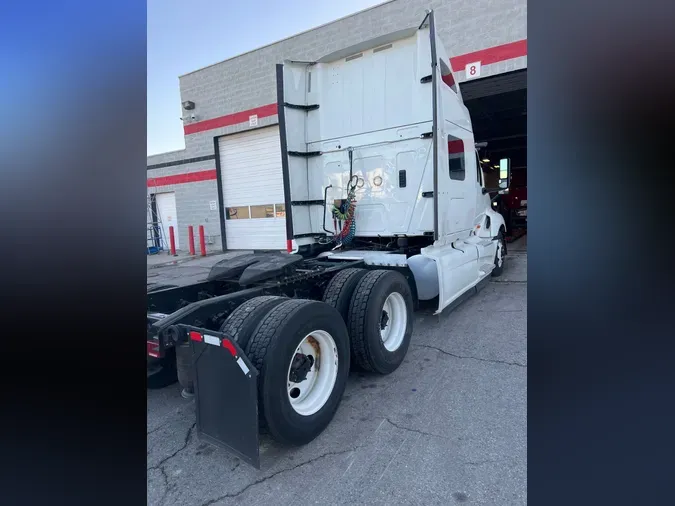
[148,0,527,251]
[147,160,222,251]
[147,149,188,166]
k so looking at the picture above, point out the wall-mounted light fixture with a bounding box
[182,100,195,111]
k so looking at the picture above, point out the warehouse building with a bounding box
[147,0,527,252]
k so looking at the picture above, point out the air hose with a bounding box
[332,175,358,246]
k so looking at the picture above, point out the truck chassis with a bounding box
[147,251,427,468]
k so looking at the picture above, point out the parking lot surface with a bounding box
[148,243,527,506]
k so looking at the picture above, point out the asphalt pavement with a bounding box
[147,240,527,506]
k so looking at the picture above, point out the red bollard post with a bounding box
[199,225,206,257]
[168,226,177,256]
[187,226,196,255]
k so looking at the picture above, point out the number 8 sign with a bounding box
[465,61,481,79]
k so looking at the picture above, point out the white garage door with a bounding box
[218,126,286,250]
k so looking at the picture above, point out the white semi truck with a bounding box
[146,10,511,468]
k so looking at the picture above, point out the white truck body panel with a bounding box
[278,13,506,314]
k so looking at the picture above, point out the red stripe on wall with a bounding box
[184,103,278,135]
[147,169,217,187]
[183,40,527,136]
[449,39,527,71]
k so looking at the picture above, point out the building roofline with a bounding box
[178,0,397,78]
[147,147,186,159]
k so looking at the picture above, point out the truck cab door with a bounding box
[437,132,477,240]
[442,135,467,235]
[419,13,483,313]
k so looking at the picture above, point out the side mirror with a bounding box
[498,158,511,193]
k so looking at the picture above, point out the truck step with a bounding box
[478,263,494,276]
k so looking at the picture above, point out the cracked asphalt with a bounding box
[148,238,527,505]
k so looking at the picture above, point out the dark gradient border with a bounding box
[529,0,675,504]
[2,0,675,503]
[0,1,146,504]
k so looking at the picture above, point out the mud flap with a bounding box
[180,325,261,469]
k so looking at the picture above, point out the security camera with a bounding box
[190,113,196,120]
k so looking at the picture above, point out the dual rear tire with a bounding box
[323,268,413,374]
[347,270,413,374]
[222,296,350,446]
[208,268,414,447]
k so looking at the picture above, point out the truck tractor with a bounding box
[146,10,511,468]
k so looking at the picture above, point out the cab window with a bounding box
[475,152,483,185]
[448,136,465,181]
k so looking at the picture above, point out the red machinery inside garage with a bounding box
[462,69,527,243]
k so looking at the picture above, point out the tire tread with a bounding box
[220,296,284,339]
[322,268,365,311]
[348,270,390,371]
[246,299,316,430]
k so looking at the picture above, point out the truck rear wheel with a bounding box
[348,270,413,374]
[322,267,368,323]
[245,299,350,445]
[219,295,287,349]
[322,267,368,369]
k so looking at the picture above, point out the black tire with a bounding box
[322,268,368,322]
[348,270,413,374]
[322,267,368,370]
[147,347,177,389]
[491,230,506,277]
[219,295,287,350]
[246,299,350,446]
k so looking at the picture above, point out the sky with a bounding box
[147,0,386,156]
